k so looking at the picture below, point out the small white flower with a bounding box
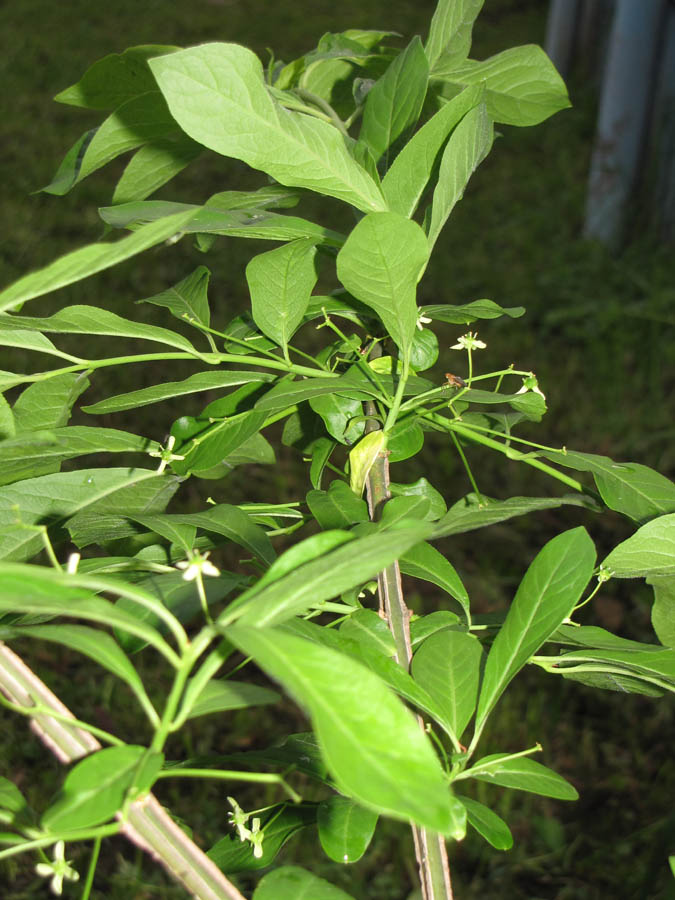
[416,313,432,331]
[515,372,545,399]
[450,332,486,351]
[66,552,81,575]
[148,435,185,474]
[227,796,252,842]
[35,841,79,896]
[249,817,265,859]
[176,550,220,581]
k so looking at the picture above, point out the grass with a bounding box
[1,0,674,898]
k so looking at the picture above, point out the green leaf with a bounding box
[0,394,15,440]
[467,755,578,800]
[459,796,513,850]
[209,807,317,874]
[0,427,156,486]
[246,239,318,355]
[43,92,178,194]
[557,668,665,696]
[223,522,432,627]
[254,375,369,414]
[10,624,151,709]
[0,467,171,561]
[435,45,571,127]
[226,625,460,835]
[412,630,483,738]
[140,265,211,330]
[42,746,160,830]
[433,493,588,538]
[318,795,378,863]
[387,416,425,462]
[542,449,675,524]
[55,45,180,110]
[390,478,447,520]
[132,515,196,553]
[11,373,90,434]
[339,609,396,657]
[310,437,336,490]
[3,304,198,354]
[149,44,385,213]
[410,610,461,648]
[0,778,28,825]
[410,327,439,371]
[306,480,369,530]
[553,648,675,686]
[428,101,493,250]
[337,212,429,358]
[381,84,484,217]
[0,327,60,356]
[421,298,525,323]
[399,541,470,620]
[112,134,203,204]
[253,866,357,900]
[309,393,365,445]
[83,371,273,415]
[425,0,484,72]
[603,514,675,577]
[650,576,675,648]
[0,209,196,314]
[359,36,429,162]
[380,495,431,527]
[183,679,280,720]
[253,531,354,594]
[0,564,177,659]
[172,409,268,475]
[476,528,596,729]
[349,430,387,497]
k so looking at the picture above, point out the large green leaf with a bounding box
[253,866,357,900]
[476,528,596,729]
[603,514,675,577]
[222,522,432,627]
[11,373,90,435]
[0,467,172,561]
[171,409,268,475]
[434,45,571,126]
[308,393,365,445]
[112,134,203,204]
[42,746,162,831]
[466,754,578,800]
[149,44,385,212]
[0,211,196,313]
[3,305,198,354]
[542,449,675,524]
[247,239,318,356]
[411,630,483,739]
[317,795,378,863]
[226,626,460,835]
[425,0,485,72]
[83,371,273,415]
[54,45,180,110]
[254,375,369,414]
[428,101,493,250]
[336,212,429,358]
[0,427,156,486]
[381,84,484,217]
[359,36,428,162]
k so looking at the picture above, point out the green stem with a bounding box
[0,826,121,862]
[383,359,411,434]
[80,835,101,900]
[452,743,542,782]
[295,88,350,136]
[156,769,302,804]
[449,431,483,503]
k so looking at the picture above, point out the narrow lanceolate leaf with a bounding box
[3,305,198,354]
[226,626,459,835]
[399,541,470,620]
[172,409,268,475]
[421,298,525,323]
[425,0,485,73]
[467,755,578,800]
[412,630,483,739]
[0,427,157,486]
[381,84,483,217]
[253,866,357,900]
[434,44,571,126]
[476,528,596,729]
[603,514,675,577]
[359,36,429,162]
[337,212,429,358]
[221,522,433,627]
[317,796,378,864]
[254,375,369,414]
[246,239,318,355]
[428,101,493,250]
[433,494,587,538]
[149,44,385,212]
[0,467,168,561]
[139,265,212,330]
[112,134,203,204]
[0,210,197,313]
[459,796,512,850]
[553,648,675,686]
[157,505,275,566]
[42,746,160,831]
[83,371,274,415]
[12,372,90,433]
[542,449,675,524]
